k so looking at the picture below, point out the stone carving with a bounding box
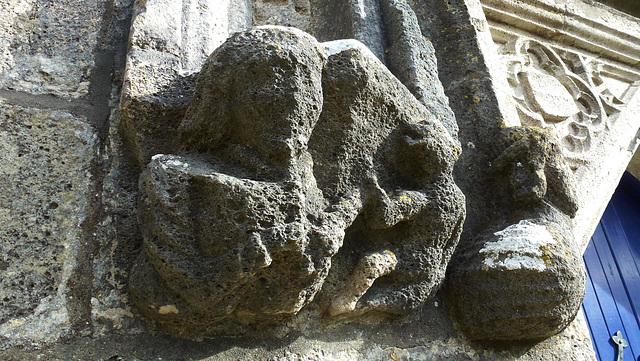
[490,126,579,215]
[128,26,465,336]
[315,41,465,317]
[447,126,586,340]
[501,39,625,168]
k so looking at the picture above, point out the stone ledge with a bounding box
[481,0,640,70]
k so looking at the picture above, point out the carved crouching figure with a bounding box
[308,40,464,317]
[129,27,358,335]
[128,27,465,337]
[446,126,585,340]
[323,112,464,317]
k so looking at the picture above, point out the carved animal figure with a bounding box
[446,126,585,340]
[129,27,465,337]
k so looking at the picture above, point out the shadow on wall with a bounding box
[593,0,640,17]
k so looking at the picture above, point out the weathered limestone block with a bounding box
[447,126,585,340]
[0,102,96,346]
[431,0,640,343]
[129,27,465,336]
[475,0,640,254]
[0,0,102,98]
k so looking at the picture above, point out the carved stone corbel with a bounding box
[127,26,465,337]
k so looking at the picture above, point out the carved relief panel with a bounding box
[500,39,627,168]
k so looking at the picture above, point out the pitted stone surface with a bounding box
[130,27,340,335]
[0,0,102,98]
[0,102,95,346]
[447,220,586,341]
[313,41,464,316]
[446,126,585,340]
[129,27,465,336]
[0,0,624,358]
[380,0,458,138]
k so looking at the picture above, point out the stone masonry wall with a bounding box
[3,0,638,360]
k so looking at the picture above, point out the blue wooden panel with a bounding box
[603,203,640,331]
[586,224,629,361]
[598,209,640,361]
[583,172,640,361]
[583,241,613,361]
[612,189,640,279]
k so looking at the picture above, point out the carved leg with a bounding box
[327,250,398,316]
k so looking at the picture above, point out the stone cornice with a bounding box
[480,0,640,77]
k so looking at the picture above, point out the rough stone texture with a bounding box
[314,39,464,317]
[0,0,131,349]
[0,0,102,98]
[129,27,464,337]
[446,126,586,340]
[119,0,251,167]
[498,38,630,170]
[3,0,639,358]
[0,102,95,347]
[380,0,458,138]
[327,250,398,316]
[253,0,312,33]
[311,0,388,63]
[0,301,597,360]
[406,0,566,341]
[129,27,343,335]
[448,219,585,340]
[309,0,459,138]
[418,0,640,343]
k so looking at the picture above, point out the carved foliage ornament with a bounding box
[501,39,624,168]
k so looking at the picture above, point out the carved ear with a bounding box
[544,156,579,217]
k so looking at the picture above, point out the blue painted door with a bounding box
[583,172,640,361]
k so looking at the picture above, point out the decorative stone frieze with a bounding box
[477,0,640,252]
[500,39,625,168]
[119,0,603,348]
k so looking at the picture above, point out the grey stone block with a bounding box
[0,103,96,346]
